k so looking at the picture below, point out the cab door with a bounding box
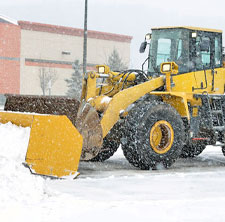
[193,32,224,94]
[212,34,224,94]
[192,33,213,93]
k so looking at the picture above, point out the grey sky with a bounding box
[1,0,225,68]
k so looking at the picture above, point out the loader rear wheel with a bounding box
[121,102,185,169]
[180,143,206,158]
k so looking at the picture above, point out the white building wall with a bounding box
[20,27,131,96]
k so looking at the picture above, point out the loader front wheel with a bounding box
[121,102,185,169]
[90,122,122,162]
[90,138,120,162]
[222,146,225,156]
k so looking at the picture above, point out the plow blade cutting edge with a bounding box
[0,112,83,178]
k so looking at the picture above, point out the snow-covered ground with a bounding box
[1,123,225,222]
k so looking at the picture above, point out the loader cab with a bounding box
[147,28,190,75]
[146,27,223,77]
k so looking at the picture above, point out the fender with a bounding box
[150,92,202,122]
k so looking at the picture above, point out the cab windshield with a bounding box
[148,29,190,74]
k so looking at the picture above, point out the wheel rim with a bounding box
[150,120,174,154]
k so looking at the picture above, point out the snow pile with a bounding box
[0,123,49,221]
[0,122,89,222]
[101,96,112,104]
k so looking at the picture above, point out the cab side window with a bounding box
[176,39,189,73]
[215,37,222,67]
[156,38,171,66]
[195,36,211,70]
[177,39,182,58]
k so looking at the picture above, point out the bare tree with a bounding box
[39,67,58,95]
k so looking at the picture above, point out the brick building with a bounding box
[0,15,132,96]
[0,16,20,94]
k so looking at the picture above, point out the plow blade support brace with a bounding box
[0,112,83,178]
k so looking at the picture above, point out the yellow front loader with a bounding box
[1,26,225,177]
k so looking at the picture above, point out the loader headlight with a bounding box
[98,66,105,74]
[162,63,171,72]
[160,62,179,74]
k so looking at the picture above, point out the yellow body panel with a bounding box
[171,68,225,94]
[0,112,83,178]
[151,92,191,120]
[86,72,97,100]
[163,95,189,118]
[171,72,198,93]
[155,68,225,120]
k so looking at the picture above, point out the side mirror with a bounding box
[145,33,152,41]
[200,38,210,52]
[139,41,147,53]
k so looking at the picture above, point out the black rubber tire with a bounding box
[180,143,206,158]
[222,146,225,156]
[121,101,185,169]
[90,138,119,162]
[90,122,121,162]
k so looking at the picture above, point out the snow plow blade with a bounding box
[0,112,83,178]
[3,94,103,161]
